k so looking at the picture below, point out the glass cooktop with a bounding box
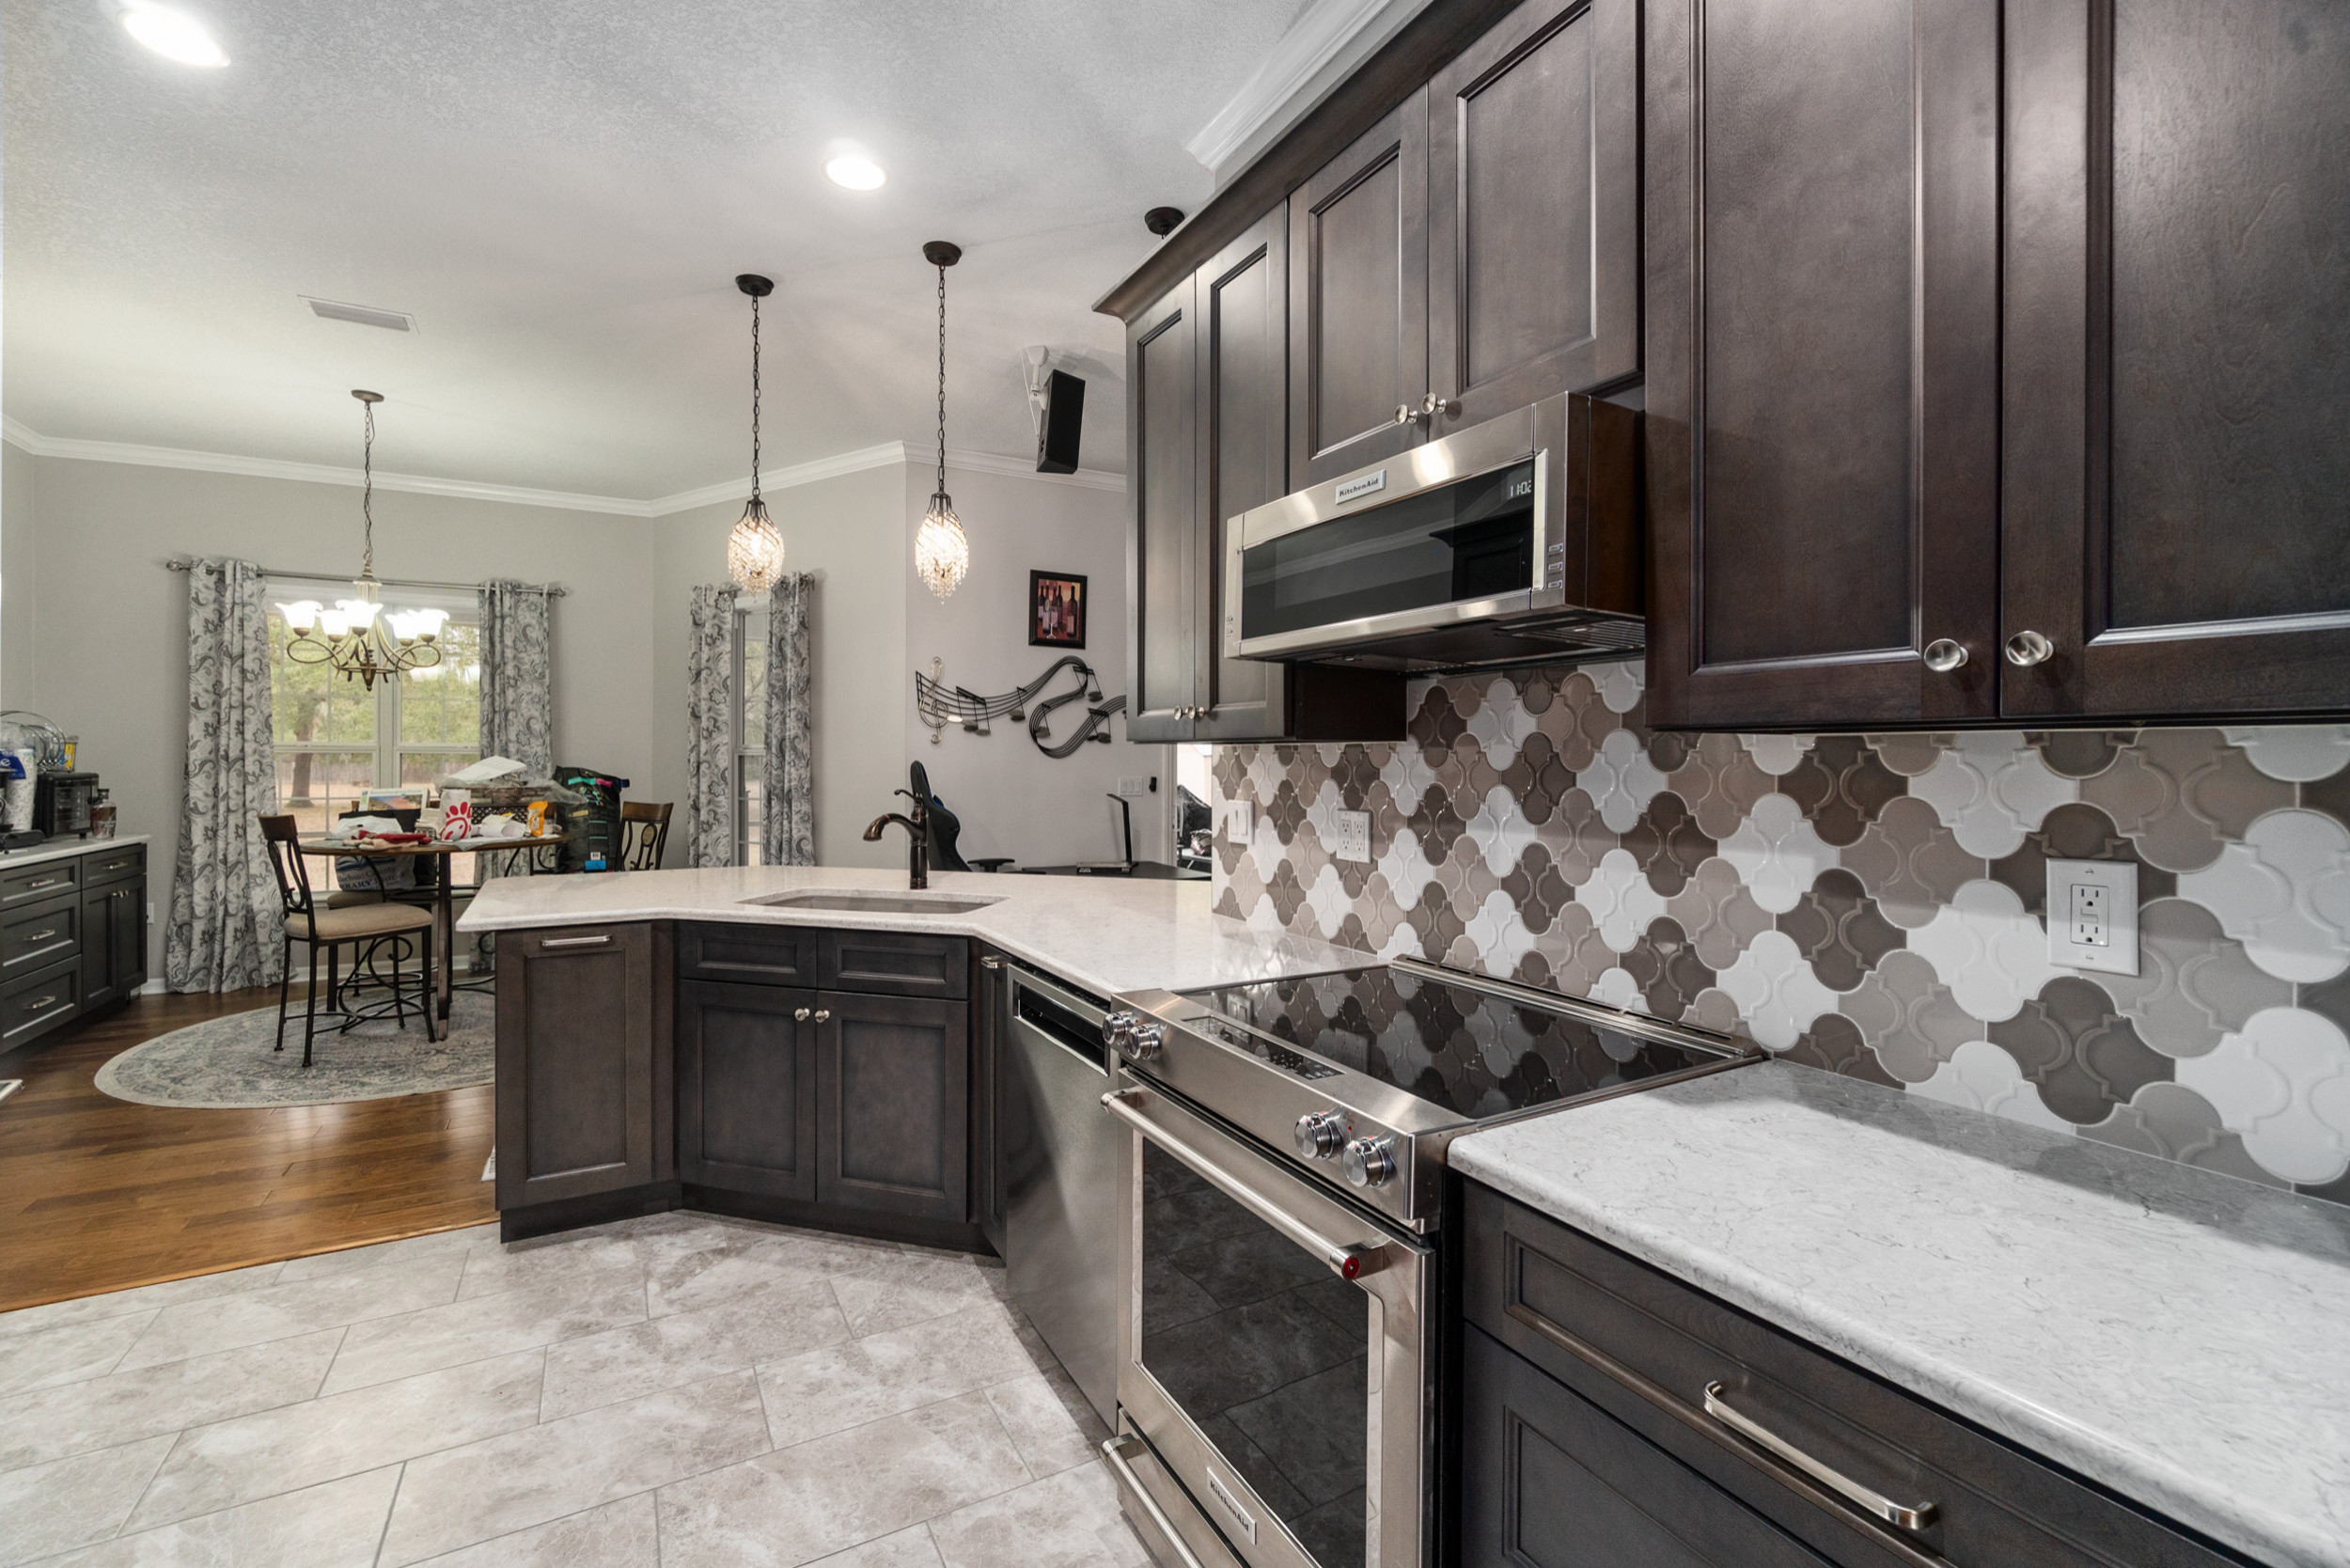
[1184,965,1738,1121]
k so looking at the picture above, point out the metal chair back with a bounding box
[258,814,320,939]
[620,801,673,871]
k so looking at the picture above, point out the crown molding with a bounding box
[1185,0,1434,180]
[3,418,1123,514]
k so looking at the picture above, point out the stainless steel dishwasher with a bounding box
[1000,964,1120,1425]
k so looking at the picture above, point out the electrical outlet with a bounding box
[1227,800,1254,844]
[1334,809,1371,863]
[2045,858,2138,975]
[1116,776,1151,798]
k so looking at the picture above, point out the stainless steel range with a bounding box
[1095,958,1758,1568]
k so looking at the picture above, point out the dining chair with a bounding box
[620,801,673,870]
[259,815,438,1066]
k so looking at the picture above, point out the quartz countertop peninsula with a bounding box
[456,865,1369,999]
[1449,1061,2350,1568]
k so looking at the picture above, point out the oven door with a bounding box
[1104,1076,1432,1568]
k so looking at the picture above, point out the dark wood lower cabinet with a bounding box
[1465,1325,1831,1568]
[817,990,968,1225]
[494,923,669,1216]
[677,980,819,1202]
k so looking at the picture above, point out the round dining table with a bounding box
[296,832,569,1030]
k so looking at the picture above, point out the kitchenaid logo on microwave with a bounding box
[1334,469,1386,505]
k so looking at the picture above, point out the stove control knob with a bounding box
[1101,1011,1137,1052]
[1293,1110,1348,1159]
[1123,1021,1167,1060]
[1341,1136,1397,1188]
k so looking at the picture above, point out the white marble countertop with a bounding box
[456,864,1370,998]
[0,834,149,872]
[1449,1062,2350,1568]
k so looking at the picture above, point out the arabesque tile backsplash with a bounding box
[1210,659,2350,1205]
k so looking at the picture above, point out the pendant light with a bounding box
[274,391,446,690]
[727,274,786,594]
[914,240,969,600]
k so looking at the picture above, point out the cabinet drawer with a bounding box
[4,891,81,977]
[679,922,817,988]
[1465,1184,2244,1568]
[1465,1325,1833,1568]
[819,930,967,1000]
[1,954,81,1045]
[84,844,145,888]
[0,858,79,909]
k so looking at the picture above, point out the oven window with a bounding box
[1138,1142,1368,1568]
[1241,459,1536,639]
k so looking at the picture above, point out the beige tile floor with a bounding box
[0,1213,1148,1567]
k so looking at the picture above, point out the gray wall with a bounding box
[6,456,657,969]
[2,444,38,708]
[648,463,907,871]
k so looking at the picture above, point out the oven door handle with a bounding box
[1102,1089,1382,1280]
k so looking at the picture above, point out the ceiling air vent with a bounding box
[302,296,417,333]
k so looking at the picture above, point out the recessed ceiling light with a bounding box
[121,3,228,68]
[824,154,886,191]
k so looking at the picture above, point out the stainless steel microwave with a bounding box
[1222,394,1642,673]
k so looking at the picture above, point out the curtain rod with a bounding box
[163,557,568,596]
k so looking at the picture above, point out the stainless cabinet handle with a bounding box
[24,994,58,1012]
[23,929,55,944]
[540,933,610,949]
[2004,629,2054,666]
[1101,1089,1380,1280]
[979,956,1003,970]
[1703,1382,1937,1532]
[1921,638,1967,673]
[812,1009,831,1022]
[24,878,63,891]
[794,1007,812,1021]
[1101,1436,1209,1568]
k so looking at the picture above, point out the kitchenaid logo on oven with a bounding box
[1334,469,1386,505]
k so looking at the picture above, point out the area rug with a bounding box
[95,991,495,1108]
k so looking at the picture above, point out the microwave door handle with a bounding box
[1101,1089,1381,1280]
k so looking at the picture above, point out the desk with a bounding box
[298,834,568,1028]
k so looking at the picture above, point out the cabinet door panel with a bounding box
[1430,0,1639,429]
[495,924,656,1209]
[112,883,146,996]
[1289,91,1431,485]
[1196,207,1291,741]
[1465,1328,1833,1568]
[818,992,968,1223]
[2004,0,2350,717]
[1646,0,1999,729]
[81,891,116,1010]
[1127,281,1198,741]
[677,980,818,1201]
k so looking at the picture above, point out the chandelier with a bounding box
[275,392,446,691]
[914,240,969,600]
[727,274,786,594]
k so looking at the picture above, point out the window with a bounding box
[268,584,482,888]
[733,608,767,866]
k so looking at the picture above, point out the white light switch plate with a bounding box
[2045,858,2138,975]
[1334,809,1371,863]
[1226,800,1253,844]
[1116,776,1151,798]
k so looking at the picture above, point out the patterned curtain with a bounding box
[478,580,555,776]
[761,572,816,865]
[685,584,740,867]
[164,558,283,992]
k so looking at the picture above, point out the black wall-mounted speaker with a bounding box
[1036,368,1085,475]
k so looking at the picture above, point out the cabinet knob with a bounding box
[1394,402,1418,427]
[2003,630,2055,667]
[979,956,1003,970]
[794,1007,811,1021]
[811,1009,831,1023]
[1922,638,1968,673]
[1421,392,1458,419]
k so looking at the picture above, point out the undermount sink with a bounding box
[743,890,1001,916]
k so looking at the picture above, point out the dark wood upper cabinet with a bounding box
[1428,0,1641,431]
[1125,280,1198,744]
[1196,208,1292,742]
[1645,0,2002,731]
[1289,89,1432,486]
[2002,0,2350,719]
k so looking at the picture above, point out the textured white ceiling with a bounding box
[3,0,1293,497]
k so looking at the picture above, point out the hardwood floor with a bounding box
[0,987,495,1313]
